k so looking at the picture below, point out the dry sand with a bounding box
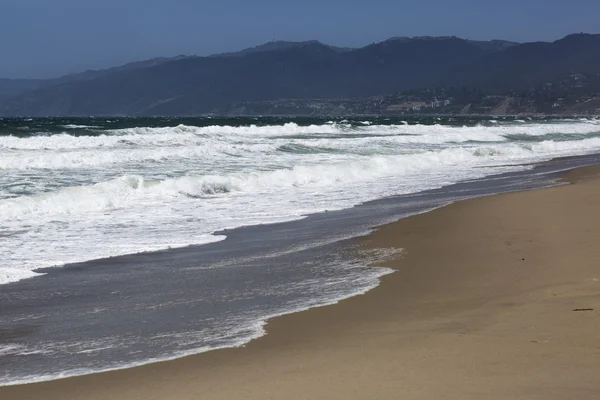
[3,165,600,400]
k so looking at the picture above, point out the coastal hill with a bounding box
[212,40,354,57]
[0,55,190,103]
[1,34,599,116]
[0,79,42,105]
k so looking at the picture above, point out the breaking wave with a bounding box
[4,136,600,221]
[2,118,600,284]
[2,121,600,151]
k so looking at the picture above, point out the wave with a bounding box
[1,155,441,219]
[5,136,600,221]
[2,121,599,153]
[59,124,102,129]
[277,143,342,154]
[0,143,266,170]
[0,131,207,151]
[3,120,600,287]
[2,150,477,219]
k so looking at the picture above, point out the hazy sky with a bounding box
[1,0,598,79]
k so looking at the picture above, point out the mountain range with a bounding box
[1,33,599,116]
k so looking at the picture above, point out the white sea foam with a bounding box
[0,145,544,220]
[0,268,44,285]
[1,120,600,284]
[2,121,599,152]
[1,122,599,172]
[59,124,102,129]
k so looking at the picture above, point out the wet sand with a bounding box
[3,165,600,400]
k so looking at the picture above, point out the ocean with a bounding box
[1,116,600,385]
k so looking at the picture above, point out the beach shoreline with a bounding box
[3,164,600,399]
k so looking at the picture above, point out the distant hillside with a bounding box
[0,79,44,104]
[1,34,599,116]
[51,55,193,86]
[385,36,518,53]
[0,56,191,108]
[213,40,353,57]
[444,34,600,91]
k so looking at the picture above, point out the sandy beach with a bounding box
[3,164,600,400]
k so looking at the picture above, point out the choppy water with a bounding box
[2,116,600,284]
[2,116,600,385]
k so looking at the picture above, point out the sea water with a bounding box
[1,116,600,384]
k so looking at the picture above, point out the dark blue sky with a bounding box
[1,0,598,79]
